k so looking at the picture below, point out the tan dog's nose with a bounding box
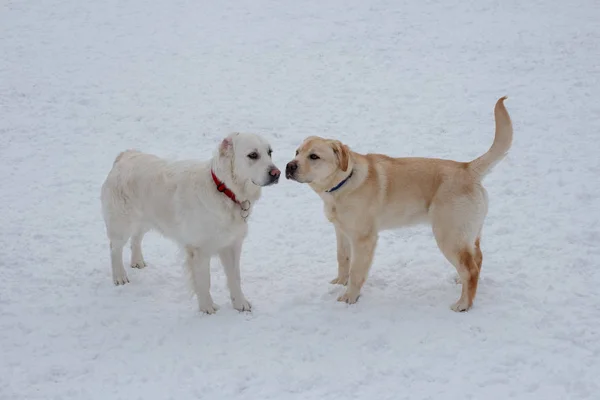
[286,161,298,178]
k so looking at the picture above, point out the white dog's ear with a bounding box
[219,136,234,156]
[330,140,350,172]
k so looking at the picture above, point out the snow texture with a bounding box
[1,0,600,399]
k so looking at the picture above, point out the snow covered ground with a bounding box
[2,0,600,398]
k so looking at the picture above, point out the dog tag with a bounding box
[240,209,250,220]
[240,200,251,211]
[239,200,251,221]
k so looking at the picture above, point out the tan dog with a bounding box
[285,97,512,311]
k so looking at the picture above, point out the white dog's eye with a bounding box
[248,152,259,160]
[309,154,320,160]
[268,149,273,157]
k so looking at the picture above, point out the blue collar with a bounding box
[326,170,354,193]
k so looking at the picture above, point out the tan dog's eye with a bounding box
[309,154,320,160]
[295,150,299,156]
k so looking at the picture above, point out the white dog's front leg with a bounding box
[219,239,251,312]
[186,247,219,314]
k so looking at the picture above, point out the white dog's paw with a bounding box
[199,302,220,315]
[113,272,130,286]
[337,289,360,304]
[330,276,349,285]
[450,299,472,312]
[232,297,252,312]
[130,260,146,269]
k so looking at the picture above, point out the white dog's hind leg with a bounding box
[186,247,219,314]
[219,239,251,312]
[103,211,131,285]
[110,238,129,285]
[102,179,133,285]
[130,227,149,269]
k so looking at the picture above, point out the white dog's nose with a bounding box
[269,167,281,179]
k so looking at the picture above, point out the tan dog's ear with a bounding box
[330,140,350,171]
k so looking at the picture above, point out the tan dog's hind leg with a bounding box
[474,237,483,271]
[455,249,480,311]
[431,203,483,311]
[436,240,480,312]
[435,235,481,312]
[330,225,350,285]
[338,232,378,304]
[453,236,483,284]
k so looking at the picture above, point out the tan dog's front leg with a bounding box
[330,225,350,285]
[338,232,378,304]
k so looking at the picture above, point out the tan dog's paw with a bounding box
[337,290,360,304]
[330,276,348,285]
[450,299,472,312]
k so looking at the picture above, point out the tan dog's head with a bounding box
[285,136,351,188]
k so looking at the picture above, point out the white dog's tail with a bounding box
[468,97,513,177]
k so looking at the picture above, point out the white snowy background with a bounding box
[1,0,599,399]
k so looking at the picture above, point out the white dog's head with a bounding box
[218,132,280,187]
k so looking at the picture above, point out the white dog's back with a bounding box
[101,149,229,248]
[103,150,174,219]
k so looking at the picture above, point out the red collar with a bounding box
[214,168,256,209]
[211,170,251,220]
[211,170,241,205]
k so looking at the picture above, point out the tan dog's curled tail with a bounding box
[468,96,513,177]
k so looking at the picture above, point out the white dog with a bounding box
[101,133,280,314]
